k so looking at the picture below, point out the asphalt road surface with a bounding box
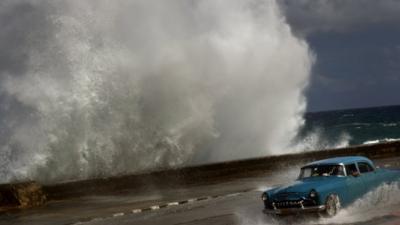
[1,157,400,225]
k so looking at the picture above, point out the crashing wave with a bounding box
[0,0,313,184]
[363,138,400,145]
[290,129,351,152]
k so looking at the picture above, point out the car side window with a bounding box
[358,162,374,173]
[345,164,358,176]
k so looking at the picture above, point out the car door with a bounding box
[357,161,376,193]
[345,163,365,204]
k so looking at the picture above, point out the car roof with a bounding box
[303,156,373,167]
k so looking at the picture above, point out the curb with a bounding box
[72,189,256,224]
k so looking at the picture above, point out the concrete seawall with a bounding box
[44,141,400,199]
[1,141,400,210]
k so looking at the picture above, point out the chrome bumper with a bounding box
[263,205,326,215]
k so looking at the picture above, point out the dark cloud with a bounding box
[305,25,400,111]
[278,0,400,111]
[280,0,400,35]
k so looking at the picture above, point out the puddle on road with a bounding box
[237,182,400,225]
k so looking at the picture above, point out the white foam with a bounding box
[363,138,400,145]
[381,123,398,127]
[239,182,400,225]
[290,129,351,152]
[319,182,400,224]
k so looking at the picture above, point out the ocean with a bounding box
[297,105,400,150]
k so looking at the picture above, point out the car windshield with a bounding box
[299,165,345,179]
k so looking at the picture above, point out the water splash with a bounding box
[290,129,351,153]
[319,182,400,224]
[0,0,313,183]
[238,182,400,225]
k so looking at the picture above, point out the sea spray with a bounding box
[291,128,351,152]
[0,0,313,183]
[238,181,400,225]
[319,182,400,224]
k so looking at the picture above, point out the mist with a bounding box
[0,0,313,183]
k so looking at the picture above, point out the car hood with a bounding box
[267,176,344,196]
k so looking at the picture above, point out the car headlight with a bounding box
[261,193,268,201]
[309,190,317,198]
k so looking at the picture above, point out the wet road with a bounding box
[78,190,400,225]
[1,157,400,225]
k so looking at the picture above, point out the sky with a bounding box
[279,0,400,112]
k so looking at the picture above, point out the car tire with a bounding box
[323,194,341,217]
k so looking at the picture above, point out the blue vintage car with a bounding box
[262,156,400,217]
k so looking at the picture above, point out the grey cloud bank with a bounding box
[280,0,400,35]
[280,0,400,111]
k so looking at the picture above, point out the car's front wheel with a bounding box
[324,194,341,217]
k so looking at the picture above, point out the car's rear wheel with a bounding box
[323,194,341,217]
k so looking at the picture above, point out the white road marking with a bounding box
[75,190,248,223]
[150,205,160,210]
[132,209,142,213]
[226,193,240,197]
[113,212,124,217]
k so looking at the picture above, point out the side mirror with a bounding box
[352,171,360,177]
